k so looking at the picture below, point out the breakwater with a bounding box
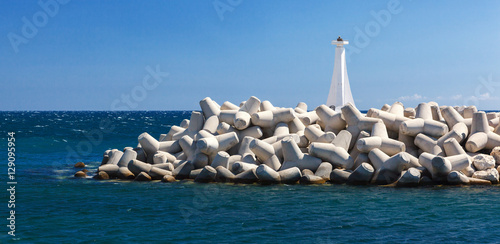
[76,97,500,186]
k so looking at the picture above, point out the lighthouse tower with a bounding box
[326,36,355,111]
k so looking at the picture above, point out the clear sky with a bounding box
[2,0,500,111]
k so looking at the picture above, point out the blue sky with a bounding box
[2,0,500,111]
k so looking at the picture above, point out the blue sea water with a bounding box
[2,111,500,243]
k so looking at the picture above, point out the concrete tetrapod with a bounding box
[231,161,258,174]
[152,151,175,165]
[234,169,258,184]
[202,115,219,134]
[138,133,159,157]
[260,100,275,112]
[404,107,416,118]
[413,122,468,156]
[330,169,351,184]
[215,166,235,182]
[271,134,300,161]
[388,101,405,117]
[447,171,470,185]
[172,111,204,140]
[103,149,123,166]
[295,102,307,113]
[441,106,472,130]
[148,167,172,180]
[199,97,221,118]
[278,167,302,184]
[396,168,421,187]
[341,103,381,131]
[304,125,336,143]
[430,157,453,181]
[465,112,500,152]
[117,167,135,180]
[281,137,322,171]
[341,103,381,149]
[348,163,375,185]
[172,161,194,180]
[414,134,445,156]
[356,122,406,156]
[251,108,296,128]
[315,162,333,181]
[332,130,352,152]
[117,149,136,167]
[443,138,467,156]
[210,151,230,169]
[297,111,320,126]
[367,105,408,132]
[98,164,119,178]
[315,104,346,133]
[178,135,209,169]
[196,132,240,156]
[288,117,306,134]
[273,122,290,138]
[153,163,174,171]
[369,149,411,184]
[216,122,263,155]
[194,166,217,183]
[249,138,281,170]
[234,96,261,130]
[399,118,449,138]
[255,164,281,184]
[308,142,353,169]
[220,101,240,110]
[350,131,370,168]
[418,153,471,181]
[162,126,184,141]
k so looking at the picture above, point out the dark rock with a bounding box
[74,162,85,168]
[93,171,109,180]
[74,171,87,178]
[162,175,176,183]
[300,174,326,184]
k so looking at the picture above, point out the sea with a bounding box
[2,111,500,243]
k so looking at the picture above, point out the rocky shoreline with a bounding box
[74,97,500,186]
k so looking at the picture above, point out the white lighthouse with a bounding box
[326,36,355,111]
